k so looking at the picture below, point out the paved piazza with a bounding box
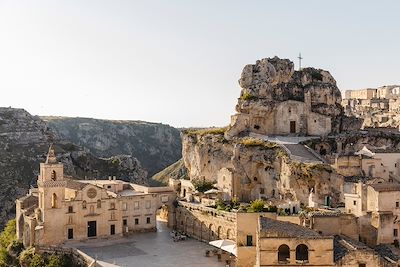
[72,221,227,267]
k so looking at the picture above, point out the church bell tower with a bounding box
[37,145,66,220]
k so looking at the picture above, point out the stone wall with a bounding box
[175,201,236,242]
[310,214,359,240]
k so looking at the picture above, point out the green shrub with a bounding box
[0,247,13,267]
[7,240,23,257]
[0,220,16,248]
[192,178,214,193]
[46,254,62,267]
[266,205,278,212]
[19,247,35,267]
[247,199,265,212]
[240,92,256,101]
[30,254,45,267]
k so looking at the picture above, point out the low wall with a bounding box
[176,201,236,242]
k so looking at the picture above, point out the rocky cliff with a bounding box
[0,108,147,228]
[43,117,182,176]
[179,129,343,206]
[226,57,362,138]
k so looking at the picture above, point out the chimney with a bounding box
[108,176,111,181]
[113,176,116,181]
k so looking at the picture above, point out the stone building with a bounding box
[344,181,400,247]
[345,89,377,100]
[333,146,400,181]
[16,146,175,247]
[256,217,335,266]
[256,217,398,267]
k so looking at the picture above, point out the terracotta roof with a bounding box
[370,183,400,192]
[259,217,323,238]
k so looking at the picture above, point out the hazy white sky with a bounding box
[0,1,399,127]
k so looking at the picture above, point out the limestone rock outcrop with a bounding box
[226,56,361,138]
[180,131,343,206]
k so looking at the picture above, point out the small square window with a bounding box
[358,264,366,267]
[145,200,151,209]
[146,217,151,224]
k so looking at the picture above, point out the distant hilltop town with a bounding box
[13,56,400,267]
[343,85,400,129]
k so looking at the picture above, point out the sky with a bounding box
[0,1,399,127]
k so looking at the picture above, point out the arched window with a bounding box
[296,244,309,261]
[51,170,56,181]
[82,201,87,209]
[90,205,94,214]
[217,226,222,238]
[51,193,57,208]
[278,244,290,262]
[97,199,101,208]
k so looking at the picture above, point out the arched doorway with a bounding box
[156,204,171,232]
[209,224,215,241]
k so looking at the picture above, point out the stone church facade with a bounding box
[16,146,175,246]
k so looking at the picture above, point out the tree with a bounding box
[30,254,45,267]
[0,220,16,248]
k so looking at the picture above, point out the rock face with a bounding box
[226,57,362,138]
[0,108,147,228]
[180,132,343,205]
[43,117,182,176]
